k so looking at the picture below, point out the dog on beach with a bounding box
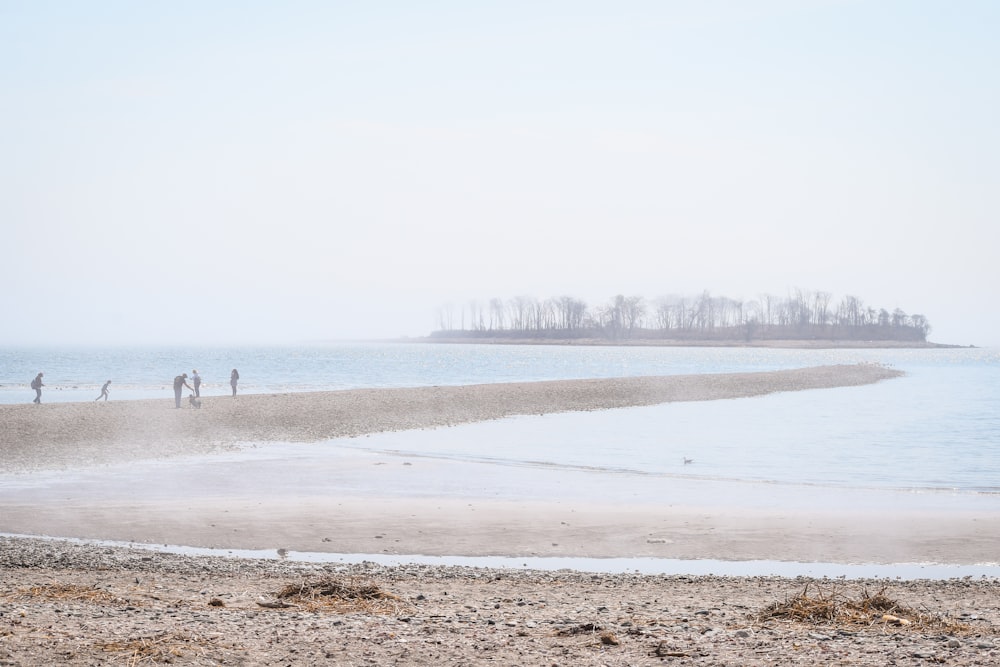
[188,394,201,409]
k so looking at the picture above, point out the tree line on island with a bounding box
[432,289,932,343]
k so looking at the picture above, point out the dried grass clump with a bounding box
[271,576,408,614]
[755,584,970,635]
[7,582,130,606]
[95,631,225,665]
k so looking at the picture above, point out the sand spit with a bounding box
[0,364,901,472]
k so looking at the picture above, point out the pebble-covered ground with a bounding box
[1,537,997,666]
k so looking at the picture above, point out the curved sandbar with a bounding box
[1,364,900,472]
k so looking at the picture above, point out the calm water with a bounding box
[2,343,998,497]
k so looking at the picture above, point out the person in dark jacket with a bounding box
[173,373,193,408]
[30,372,44,404]
[230,368,239,397]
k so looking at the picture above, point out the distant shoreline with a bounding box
[399,336,966,349]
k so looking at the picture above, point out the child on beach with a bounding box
[95,380,111,401]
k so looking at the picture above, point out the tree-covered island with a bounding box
[430,290,940,346]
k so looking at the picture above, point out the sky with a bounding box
[2,0,997,346]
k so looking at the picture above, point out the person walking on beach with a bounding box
[191,369,202,398]
[95,380,111,401]
[230,368,239,396]
[30,372,44,404]
[173,373,193,408]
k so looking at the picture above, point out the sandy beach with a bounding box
[3,363,999,664]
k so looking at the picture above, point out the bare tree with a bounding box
[813,291,832,327]
[621,295,646,333]
[489,298,505,331]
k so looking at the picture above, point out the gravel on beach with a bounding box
[0,536,997,666]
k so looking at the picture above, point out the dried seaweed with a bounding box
[754,584,970,634]
[95,631,229,665]
[267,576,408,614]
[7,582,130,606]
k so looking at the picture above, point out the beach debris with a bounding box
[653,641,690,658]
[555,622,603,636]
[881,613,912,626]
[9,582,130,606]
[600,631,620,645]
[754,585,970,634]
[256,597,294,609]
[95,631,226,662]
[207,598,225,607]
[269,576,408,614]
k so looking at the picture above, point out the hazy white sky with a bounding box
[2,1,997,345]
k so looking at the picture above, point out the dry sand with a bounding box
[3,363,999,665]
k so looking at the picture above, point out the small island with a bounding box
[427,289,952,347]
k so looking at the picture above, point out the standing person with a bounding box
[173,373,193,408]
[95,380,111,401]
[191,369,202,398]
[30,372,44,404]
[230,368,239,396]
